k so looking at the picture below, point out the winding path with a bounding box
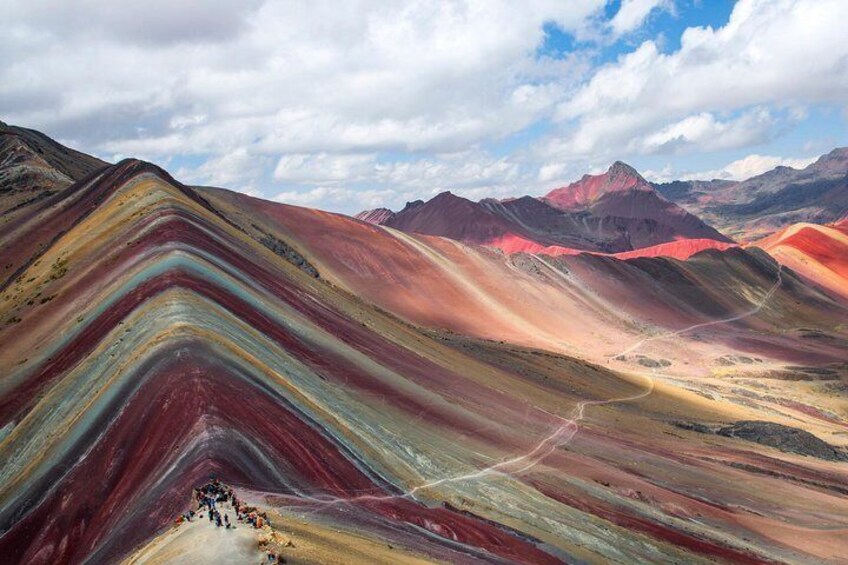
[614,265,783,358]
[295,264,784,509]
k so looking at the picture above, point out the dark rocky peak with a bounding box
[430,190,462,203]
[607,160,645,182]
[400,199,425,212]
[813,147,848,170]
[0,121,106,182]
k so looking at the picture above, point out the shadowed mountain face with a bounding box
[655,148,848,241]
[357,162,733,257]
[0,121,107,215]
[2,126,848,564]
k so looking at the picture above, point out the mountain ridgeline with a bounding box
[0,121,107,215]
[653,148,848,240]
[358,150,848,257]
[357,161,733,257]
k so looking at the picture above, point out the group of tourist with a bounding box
[173,478,284,563]
[193,479,236,529]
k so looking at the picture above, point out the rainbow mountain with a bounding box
[1,124,847,564]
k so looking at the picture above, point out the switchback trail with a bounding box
[614,265,783,358]
[288,264,784,511]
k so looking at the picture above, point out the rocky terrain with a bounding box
[358,148,848,258]
[0,121,105,215]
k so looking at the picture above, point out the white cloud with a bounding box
[376,152,521,190]
[632,108,777,154]
[272,151,528,213]
[176,147,269,189]
[640,164,675,183]
[273,186,398,210]
[274,153,376,184]
[2,0,604,157]
[683,153,819,181]
[550,0,848,159]
[609,0,673,37]
[538,162,570,183]
[2,0,846,212]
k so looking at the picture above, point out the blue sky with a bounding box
[538,1,736,62]
[3,0,847,212]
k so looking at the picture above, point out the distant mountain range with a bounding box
[357,162,733,259]
[654,148,848,241]
[358,147,848,256]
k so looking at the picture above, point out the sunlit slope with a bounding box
[755,219,848,301]
[204,187,848,374]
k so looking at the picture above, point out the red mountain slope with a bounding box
[488,234,735,260]
[356,162,732,257]
[543,161,649,209]
[755,219,848,301]
[206,187,847,373]
[543,162,732,246]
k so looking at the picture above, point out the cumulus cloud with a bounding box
[538,162,569,184]
[274,186,399,210]
[642,153,819,183]
[609,0,673,37]
[376,153,521,190]
[1,0,846,212]
[684,154,819,181]
[550,0,848,159]
[3,1,602,154]
[274,153,375,184]
[272,150,527,213]
[632,108,778,154]
[177,148,270,189]
[640,164,676,184]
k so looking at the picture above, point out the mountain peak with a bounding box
[608,160,643,180]
[0,122,106,211]
[819,146,848,164]
[418,190,476,208]
[0,121,106,179]
[796,146,848,178]
[431,190,460,201]
[401,199,425,212]
[544,160,651,210]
